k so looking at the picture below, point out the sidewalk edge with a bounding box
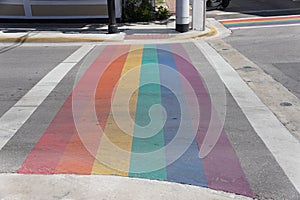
[0,173,253,200]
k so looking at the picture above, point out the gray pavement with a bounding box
[218,24,300,142]
[208,0,300,20]
[224,26,300,99]
[0,46,78,117]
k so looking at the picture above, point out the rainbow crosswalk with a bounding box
[220,15,300,29]
[17,44,253,197]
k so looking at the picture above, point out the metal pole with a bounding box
[176,0,189,32]
[107,0,119,34]
[192,0,206,31]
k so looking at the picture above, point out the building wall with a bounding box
[0,0,121,18]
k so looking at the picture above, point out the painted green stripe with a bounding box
[129,44,167,180]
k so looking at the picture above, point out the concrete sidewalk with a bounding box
[0,174,252,200]
[0,17,220,43]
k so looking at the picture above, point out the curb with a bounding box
[169,26,217,40]
[206,18,232,39]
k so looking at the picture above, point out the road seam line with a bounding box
[194,40,300,193]
[0,44,95,150]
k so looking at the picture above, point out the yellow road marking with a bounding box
[92,45,143,175]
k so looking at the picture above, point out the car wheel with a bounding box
[220,0,230,10]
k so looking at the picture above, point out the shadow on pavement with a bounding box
[226,0,300,16]
[0,19,108,34]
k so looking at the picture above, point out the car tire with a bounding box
[220,0,230,10]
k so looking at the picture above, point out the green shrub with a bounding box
[155,6,170,20]
[124,0,153,22]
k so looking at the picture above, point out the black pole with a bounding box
[107,0,119,33]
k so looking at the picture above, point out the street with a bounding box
[224,26,300,99]
[208,0,300,19]
[0,0,300,199]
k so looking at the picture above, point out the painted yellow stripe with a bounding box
[92,45,143,175]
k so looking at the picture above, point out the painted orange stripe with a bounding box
[71,45,131,157]
[54,133,95,174]
[55,47,130,174]
[221,16,300,24]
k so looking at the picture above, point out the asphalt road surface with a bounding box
[207,0,300,19]
[224,26,300,99]
[207,0,300,99]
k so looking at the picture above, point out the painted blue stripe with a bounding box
[157,44,207,186]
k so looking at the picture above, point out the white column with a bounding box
[192,0,206,31]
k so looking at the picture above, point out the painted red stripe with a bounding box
[55,49,129,174]
[170,43,253,197]
[17,97,76,174]
[18,45,130,174]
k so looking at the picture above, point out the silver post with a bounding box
[107,0,119,34]
[176,0,189,32]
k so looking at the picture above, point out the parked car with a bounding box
[206,0,231,10]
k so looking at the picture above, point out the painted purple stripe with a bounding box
[169,43,253,197]
[157,44,207,186]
